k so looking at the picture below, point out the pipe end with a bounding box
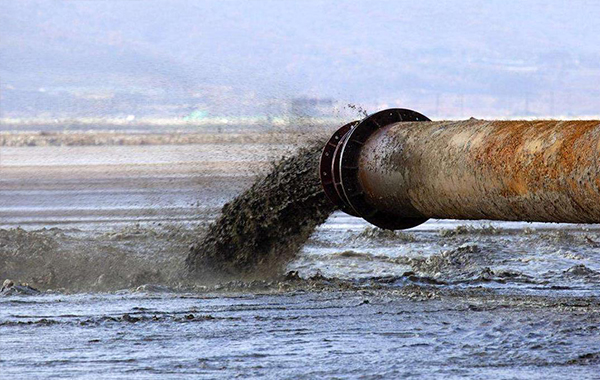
[320,108,430,230]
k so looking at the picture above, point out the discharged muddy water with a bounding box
[187,142,336,281]
[1,139,600,379]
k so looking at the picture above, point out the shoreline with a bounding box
[0,130,324,147]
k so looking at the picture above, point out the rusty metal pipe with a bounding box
[320,108,600,230]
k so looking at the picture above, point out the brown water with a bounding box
[186,142,336,281]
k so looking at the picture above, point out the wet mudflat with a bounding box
[1,287,599,379]
[1,139,600,379]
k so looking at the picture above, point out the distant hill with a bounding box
[2,0,600,118]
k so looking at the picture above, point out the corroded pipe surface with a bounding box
[322,108,600,229]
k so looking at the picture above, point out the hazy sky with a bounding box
[2,0,600,117]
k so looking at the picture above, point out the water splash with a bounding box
[186,141,336,281]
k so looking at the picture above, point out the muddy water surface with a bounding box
[1,141,600,379]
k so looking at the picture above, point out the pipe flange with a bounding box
[338,108,430,230]
[319,121,360,216]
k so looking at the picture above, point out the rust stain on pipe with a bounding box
[320,108,600,229]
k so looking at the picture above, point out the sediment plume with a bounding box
[186,141,336,281]
[0,225,196,292]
